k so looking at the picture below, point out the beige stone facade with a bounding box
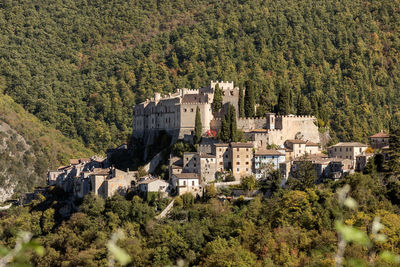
[230,142,254,180]
[328,142,368,162]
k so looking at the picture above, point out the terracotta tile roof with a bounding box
[370,132,389,138]
[214,143,229,147]
[91,168,110,175]
[286,139,307,144]
[306,141,319,146]
[230,142,254,148]
[69,159,79,165]
[200,153,216,158]
[173,173,199,179]
[330,142,368,147]
[254,149,285,156]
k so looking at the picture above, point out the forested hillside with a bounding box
[1,0,399,151]
[0,91,92,198]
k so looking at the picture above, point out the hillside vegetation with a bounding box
[1,0,399,151]
[0,92,93,199]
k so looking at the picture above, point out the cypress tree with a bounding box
[277,86,290,115]
[244,81,255,118]
[238,86,245,118]
[218,116,230,142]
[212,83,223,114]
[230,105,238,142]
[194,106,202,144]
[297,95,312,115]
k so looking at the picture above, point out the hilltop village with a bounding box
[47,81,390,200]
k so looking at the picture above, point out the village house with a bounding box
[328,142,368,164]
[171,173,201,196]
[213,143,230,172]
[230,142,254,180]
[254,149,286,179]
[369,131,389,149]
[199,153,217,183]
[284,139,320,160]
[137,178,170,198]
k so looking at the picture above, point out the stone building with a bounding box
[328,142,368,163]
[171,173,201,196]
[230,142,254,180]
[254,149,286,179]
[369,131,389,149]
[132,81,320,148]
[213,143,230,172]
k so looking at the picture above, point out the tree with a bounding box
[244,81,255,118]
[229,105,238,142]
[212,83,223,114]
[194,106,202,144]
[238,86,245,118]
[218,116,230,142]
[288,158,317,190]
[296,95,312,115]
[387,126,400,174]
[277,86,291,115]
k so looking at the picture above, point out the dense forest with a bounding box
[1,0,399,152]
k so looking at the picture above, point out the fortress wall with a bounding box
[276,115,320,143]
[237,118,268,130]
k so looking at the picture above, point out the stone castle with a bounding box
[132,81,320,146]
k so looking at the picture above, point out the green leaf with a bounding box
[335,221,371,247]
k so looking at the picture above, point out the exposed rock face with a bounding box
[0,121,38,202]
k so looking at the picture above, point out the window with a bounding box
[219,155,222,158]
[225,154,228,158]
[246,168,249,171]
[237,148,239,151]
[359,148,362,152]
[335,148,337,152]
[237,168,240,172]
[219,148,222,152]
[183,181,186,186]
[246,148,249,151]
[340,148,342,152]
[191,108,194,112]
[192,181,195,186]
[237,155,239,158]
[236,162,240,165]
[246,155,249,158]
[184,108,187,112]
[220,162,223,165]
[194,164,196,167]
[246,162,249,165]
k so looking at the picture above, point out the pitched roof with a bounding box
[138,178,168,185]
[230,142,253,148]
[200,153,216,158]
[254,149,285,156]
[370,132,389,138]
[173,173,199,179]
[69,159,79,165]
[214,143,229,147]
[306,141,319,146]
[182,94,208,104]
[286,139,307,144]
[330,142,368,147]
